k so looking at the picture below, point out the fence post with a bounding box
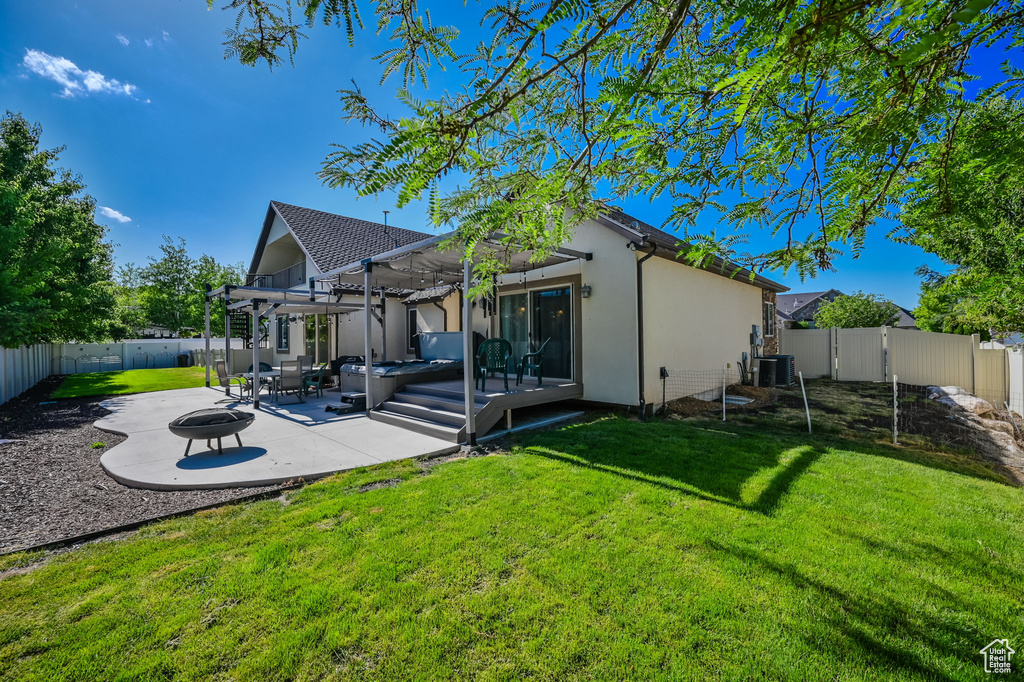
[881,325,890,381]
[892,374,899,445]
[722,364,727,421]
[970,333,981,395]
[799,371,812,433]
[831,327,839,380]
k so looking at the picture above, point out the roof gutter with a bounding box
[636,240,657,416]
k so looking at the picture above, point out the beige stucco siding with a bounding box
[641,256,763,406]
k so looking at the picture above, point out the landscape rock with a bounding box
[934,393,997,417]
[977,418,1016,437]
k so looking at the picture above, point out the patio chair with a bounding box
[476,338,513,393]
[215,360,251,402]
[297,355,314,372]
[516,337,551,387]
[302,363,328,399]
[276,360,305,403]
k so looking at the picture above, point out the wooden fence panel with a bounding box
[836,328,886,381]
[780,328,833,378]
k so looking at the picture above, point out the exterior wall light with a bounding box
[581,284,592,298]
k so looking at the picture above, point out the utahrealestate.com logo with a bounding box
[980,639,1015,674]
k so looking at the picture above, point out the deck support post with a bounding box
[462,254,477,446]
[364,263,374,413]
[252,301,261,409]
[204,283,212,387]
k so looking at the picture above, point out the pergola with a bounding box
[314,231,591,446]
[203,284,362,408]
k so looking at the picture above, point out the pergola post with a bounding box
[462,255,477,447]
[251,300,261,409]
[379,287,387,362]
[203,283,212,387]
[363,263,374,413]
[223,297,232,394]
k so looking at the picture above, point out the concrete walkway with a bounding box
[96,387,459,490]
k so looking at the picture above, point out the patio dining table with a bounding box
[239,369,281,400]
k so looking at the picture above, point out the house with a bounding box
[212,200,788,442]
[777,289,917,329]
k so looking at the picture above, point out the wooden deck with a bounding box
[369,377,584,442]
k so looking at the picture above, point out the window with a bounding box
[276,316,290,352]
[763,301,776,338]
[407,307,420,354]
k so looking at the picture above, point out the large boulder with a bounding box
[930,391,997,418]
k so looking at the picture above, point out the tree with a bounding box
[814,292,901,329]
[205,0,1024,285]
[0,111,121,346]
[115,237,245,337]
[899,99,1024,336]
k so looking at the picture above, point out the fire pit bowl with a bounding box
[168,408,255,457]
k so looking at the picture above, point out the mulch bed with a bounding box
[0,376,281,554]
[664,384,777,417]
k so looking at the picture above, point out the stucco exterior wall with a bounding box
[641,256,764,408]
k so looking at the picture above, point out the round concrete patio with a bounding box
[95,386,458,490]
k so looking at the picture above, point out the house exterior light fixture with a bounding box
[581,284,592,298]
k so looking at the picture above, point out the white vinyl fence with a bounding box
[1,344,54,406]
[781,326,1014,407]
[0,338,242,407]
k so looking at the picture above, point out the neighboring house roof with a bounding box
[896,306,917,327]
[778,289,918,327]
[249,201,432,276]
[598,208,789,293]
[777,289,842,316]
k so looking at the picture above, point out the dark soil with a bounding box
[664,384,777,417]
[0,376,281,554]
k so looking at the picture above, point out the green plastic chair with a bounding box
[516,337,550,387]
[302,363,328,399]
[476,338,513,393]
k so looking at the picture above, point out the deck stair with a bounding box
[369,379,584,443]
[371,384,488,441]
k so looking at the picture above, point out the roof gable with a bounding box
[776,290,842,315]
[249,201,432,276]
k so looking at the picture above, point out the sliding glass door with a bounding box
[499,285,573,381]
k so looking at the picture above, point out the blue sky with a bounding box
[1,1,1005,309]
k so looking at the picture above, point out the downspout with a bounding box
[636,242,656,417]
[431,299,448,331]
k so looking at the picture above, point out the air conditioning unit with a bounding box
[762,354,796,386]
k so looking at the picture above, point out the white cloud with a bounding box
[98,206,132,223]
[144,38,153,47]
[23,49,138,98]
[162,30,171,41]
[115,33,130,46]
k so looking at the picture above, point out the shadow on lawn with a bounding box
[52,372,140,398]
[707,540,980,680]
[523,417,825,515]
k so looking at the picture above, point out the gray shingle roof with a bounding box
[777,291,833,315]
[270,201,432,274]
[600,207,789,292]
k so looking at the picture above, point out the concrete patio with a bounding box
[95,387,460,490]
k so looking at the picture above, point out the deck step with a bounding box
[403,383,490,406]
[379,400,466,428]
[370,409,462,442]
[390,391,483,413]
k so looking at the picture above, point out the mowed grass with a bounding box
[52,367,208,399]
[2,383,1023,680]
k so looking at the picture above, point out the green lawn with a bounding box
[1,382,1022,679]
[51,367,209,399]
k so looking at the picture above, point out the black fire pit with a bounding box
[168,408,255,457]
